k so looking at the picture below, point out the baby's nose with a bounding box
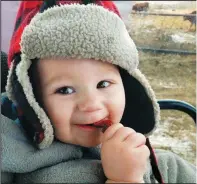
[77,94,102,112]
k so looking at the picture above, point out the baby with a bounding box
[2,1,196,183]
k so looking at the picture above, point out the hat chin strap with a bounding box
[146,138,164,184]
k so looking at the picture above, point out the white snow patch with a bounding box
[159,81,182,89]
[171,33,196,44]
[171,35,186,43]
[150,116,196,164]
[148,1,195,10]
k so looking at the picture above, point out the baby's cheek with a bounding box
[108,101,125,124]
[114,93,125,118]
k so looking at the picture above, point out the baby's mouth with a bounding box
[92,119,112,132]
[77,118,112,132]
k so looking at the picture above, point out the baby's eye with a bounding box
[56,87,75,95]
[97,81,111,88]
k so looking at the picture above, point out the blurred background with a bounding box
[114,1,196,165]
[1,1,196,164]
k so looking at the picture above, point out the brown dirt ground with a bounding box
[138,52,196,164]
[126,10,196,164]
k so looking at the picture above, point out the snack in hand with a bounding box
[93,119,112,133]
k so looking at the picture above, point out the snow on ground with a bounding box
[171,33,196,44]
[149,116,196,164]
[147,1,195,11]
[159,81,183,89]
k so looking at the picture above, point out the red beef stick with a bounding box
[93,119,112,133]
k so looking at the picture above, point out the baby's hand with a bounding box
[101,123,150,183]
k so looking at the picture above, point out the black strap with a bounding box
[146,138,164,184]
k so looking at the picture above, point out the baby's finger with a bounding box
[112,127,136,142]
[135,144,150,160]
[102,123,123,142]
[124,132,146,148]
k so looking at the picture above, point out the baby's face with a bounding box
[37,58,125,147]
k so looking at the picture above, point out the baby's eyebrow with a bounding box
[43,75,72,87]
[105,66,120,74]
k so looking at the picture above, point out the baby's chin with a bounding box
[74,141,101,148]
[57,137,101,148]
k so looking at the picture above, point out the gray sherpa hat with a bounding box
[6,3,160,149]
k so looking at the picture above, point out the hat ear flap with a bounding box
[119,67,156,134]
[11,55,44,146]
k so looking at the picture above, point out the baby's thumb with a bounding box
[101,123,123,143]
